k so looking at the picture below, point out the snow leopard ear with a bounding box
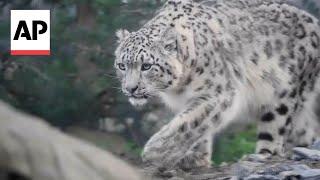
[116,29,130,43]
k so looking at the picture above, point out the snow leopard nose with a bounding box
[126,85,138,94]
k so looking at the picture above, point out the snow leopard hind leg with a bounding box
[289,58,320,149]
[256,57,320,157]
[256,95,301,156]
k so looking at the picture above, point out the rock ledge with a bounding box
[149,141,320,180]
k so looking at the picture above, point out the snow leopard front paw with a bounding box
[141,123,196,170]
[142,125,179,168]
[142,122,211,170]
[177,151,211,171]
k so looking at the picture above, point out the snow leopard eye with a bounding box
[117,63,126,71]
[141,63,152,71]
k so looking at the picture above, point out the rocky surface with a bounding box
[147,140,320,180]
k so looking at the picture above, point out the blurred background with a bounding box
[0,0,319,166]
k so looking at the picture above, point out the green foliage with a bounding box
[0,21,9,37]
[6,60,100,127]
[124,140,143,157]
[302,0,320,18]
[0,0,161,128]
[94,0,122,8]
[212,125,257,165]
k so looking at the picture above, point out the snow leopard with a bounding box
[114,0,320,171]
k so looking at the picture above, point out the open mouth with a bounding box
[128,96,148,107]
[127,93,150,107]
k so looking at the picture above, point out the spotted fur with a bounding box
[114,0,320,170]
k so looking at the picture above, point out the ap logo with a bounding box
[11,10,50,56]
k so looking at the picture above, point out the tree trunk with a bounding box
[74,0,100,86]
